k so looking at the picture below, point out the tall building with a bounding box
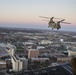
[11,55,28,72]
[28,49,39,59]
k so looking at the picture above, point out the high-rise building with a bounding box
[28,49,39,59]
[11,55,28,72]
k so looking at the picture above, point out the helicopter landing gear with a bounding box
[52,28,53,30]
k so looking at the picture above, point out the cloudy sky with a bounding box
[0,0,76,31]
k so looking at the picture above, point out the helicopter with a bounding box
[39,16,71,30]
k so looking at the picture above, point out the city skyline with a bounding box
[0,0,76,31]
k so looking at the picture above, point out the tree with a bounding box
[71,57,76,75]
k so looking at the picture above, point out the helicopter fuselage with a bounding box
[48,22,61,30]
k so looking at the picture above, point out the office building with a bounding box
[11,55,28,72]
[28,49,39,59]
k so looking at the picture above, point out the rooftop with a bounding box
[15,63,73,75]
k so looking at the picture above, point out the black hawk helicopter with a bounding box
[39,16,71,30]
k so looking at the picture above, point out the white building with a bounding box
[39,40,52,45]
[23,42,34,46]
[60,39,64,42]
[11,55,28,72]
[68,50,76,56]
[17,55,28,70]
[0,61,6,69]
[31,58,49,63]
[37,46,45,49]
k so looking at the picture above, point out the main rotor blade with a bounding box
[39,16,50,19]
[61,22,71,24]
[39,16,63,20]
[58,19,65,22]
[54,18,64,19]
